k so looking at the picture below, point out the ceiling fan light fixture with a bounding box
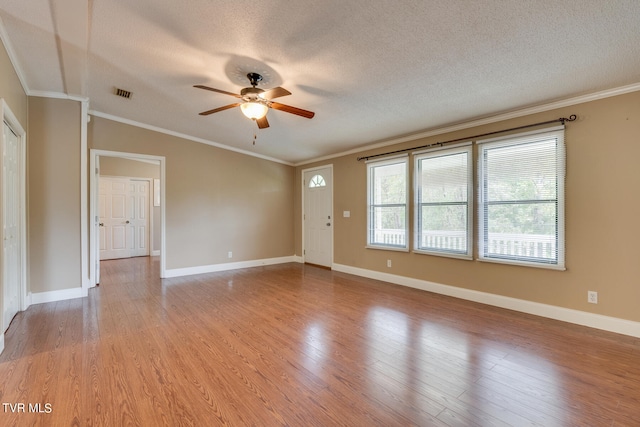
[240,101,269,120]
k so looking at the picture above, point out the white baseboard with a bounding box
[151,250,160,256]
[0,334,4,355]
[332,263,640,338]
[29,287,85,305]
[164,256,300,278]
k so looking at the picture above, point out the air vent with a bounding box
[114,87,132,99]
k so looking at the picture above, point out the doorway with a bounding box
[302,165,333,268]
[90,149,166,285]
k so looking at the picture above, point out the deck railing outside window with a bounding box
[375,229,556,259]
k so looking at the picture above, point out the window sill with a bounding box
[413,249,472,261]
[366,245,409,253]
[477,257,566,271]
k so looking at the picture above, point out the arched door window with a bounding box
[309,174,326,188]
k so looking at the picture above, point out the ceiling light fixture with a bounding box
[240,101,269,120]
[194,72,314,129]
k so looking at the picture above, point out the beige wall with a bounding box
[99,156,161,252]
[296,91,640,323]
[0,39,27,127]
[99,156,160,179]
[0,37,28,334]
[28,97,82,293]
[89,116,295,270]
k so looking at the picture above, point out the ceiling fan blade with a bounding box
[194,85,242,98]
[256,116,270,129]
[270,102,315,119]
[260,87,291,100]
[199,103,241,115]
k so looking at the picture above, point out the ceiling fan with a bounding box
[194,73,315,129]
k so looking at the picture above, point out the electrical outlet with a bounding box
[588,291,598,304]
[228,251,233,259]
[387,259,392,268]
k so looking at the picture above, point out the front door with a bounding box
[3,121,21,331]
[303,167,333,267]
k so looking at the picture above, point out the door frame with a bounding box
[89,149,166,285]
[1,99,27,342]
[301,164,334,267]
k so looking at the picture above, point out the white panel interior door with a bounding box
[100,177,130,260]
[130,180,150,257]
[99,177,150,260]
[303,167,333,267]
[3,122,21,331]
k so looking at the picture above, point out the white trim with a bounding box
[301,164,334,267]
[151,250,161,256]
[365,245,409,252]
[2,15,638,174]
[89,110,293,166]
[90,149,167,282]
[159,158,166,277]
[414,250,473,261]
[476,257,566,271]
[164,256,298,278]
[0,334,4,355]
[17,80,640,169]
[366,157,409,251]
[477,127,566,269]
[294,82,640,167]
[332,263,640,338]
[130,158,160,166]
[29,287,84,305]
[413,144,473,258]
[80,100,89,296]
[29,91,89,103]
[1,99,28,321]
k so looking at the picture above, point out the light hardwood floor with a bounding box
[1,257,639,426]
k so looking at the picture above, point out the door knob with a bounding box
[99,223,104,227]
[126,220,130,224]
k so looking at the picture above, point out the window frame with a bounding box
[477,126,566,270]
[413,143,473,259]
[366,155,409,251]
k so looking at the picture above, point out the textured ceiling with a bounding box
[2,0,640,164]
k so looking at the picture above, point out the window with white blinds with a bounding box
[414,144,472,258]
[477,126,565,269]
[367,156,409,250]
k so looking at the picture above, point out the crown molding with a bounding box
[29,90,89,103]
[293,82,640,167]
[4,4,639,171]
[88,110,294,166]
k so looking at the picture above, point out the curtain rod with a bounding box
[356,114,577,161]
